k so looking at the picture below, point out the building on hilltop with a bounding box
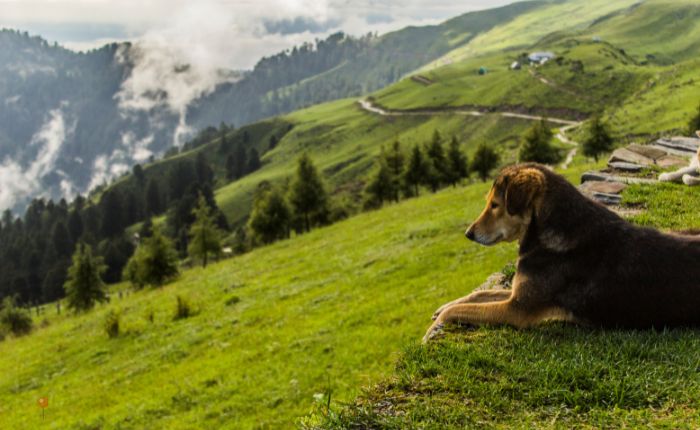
[528,51,555,65]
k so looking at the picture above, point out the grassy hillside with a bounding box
[306,181,700,429]
[0,173,524,429]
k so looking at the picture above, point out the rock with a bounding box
[590,192,622,206]
[627,144,667,161]
[474,273,508,292]
[648,144,695,158]
[608,161,644,172]
[655,137,700,154]
[581,171,657,185]
[656,154,690,168]
[608,148,654,166]
[580,181,627,194]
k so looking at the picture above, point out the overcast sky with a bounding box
[1,0,521,69]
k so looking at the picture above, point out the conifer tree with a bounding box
[471,144,500,182]
[123,227,179,288]
[364,156,394,208]
[582,116,614,162]
[195,152,214,185]
[145,179,162,216]
[424,130,448,192]
[404,145,427,196]
[99,190,124,238]
[519,119,559,164]
[67,209,84,242]
[63,243,107,312]
[248,185,291,244]
[384,140,404,202]
[187,194,223,268]
[288,154,329,233]
[247,148,261,173]
[446,136,469,186]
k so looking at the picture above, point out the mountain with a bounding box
[0,2,542,212]
[3,0,700,428]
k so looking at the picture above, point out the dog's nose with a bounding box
[466,228,475,241]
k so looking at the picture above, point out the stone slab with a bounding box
[648,144,694,158]
[580,181,627,195]
[656,154,690,168]
[609,147,654,166]
[608,161,644,172]
[627,144,667,161]
[581,171,657,185]
[655,137,699,154]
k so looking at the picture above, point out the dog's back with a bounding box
[529,170,700,328]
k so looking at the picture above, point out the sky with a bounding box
[0,0,521,69]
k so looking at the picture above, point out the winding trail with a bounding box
[358,99,584,169]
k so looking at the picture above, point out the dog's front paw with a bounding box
[432,301,454,320]
[658,172,672,182]
[422,322,445,343]
[682,174,700,186]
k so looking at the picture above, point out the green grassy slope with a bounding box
[0,177,522,429]
[307,180,700,429]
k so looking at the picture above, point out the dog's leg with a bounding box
[423,300,576,343]
[659,166,698,183]
[682,174,700,186]
[432,290,511,320]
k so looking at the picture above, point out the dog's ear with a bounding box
[504,168,545,216]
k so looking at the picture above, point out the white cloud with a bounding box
[0,105,70,209]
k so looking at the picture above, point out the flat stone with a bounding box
[580,181,627,194]
[608,161,644,172]
[648,144,694,158]
[591,192,623,206]
[655,137,699,154]
[609,148,654,166]
[581,171,657,185]
[627,144,667,161]
[656,154,690,168]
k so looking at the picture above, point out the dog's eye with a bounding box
[491,202,499,209]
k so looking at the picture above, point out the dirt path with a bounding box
[358,99,583,169]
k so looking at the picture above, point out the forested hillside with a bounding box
[0,2,540,212]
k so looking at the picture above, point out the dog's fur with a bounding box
[658,131,700,186]
[425,163,700,342]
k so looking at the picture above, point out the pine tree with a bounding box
[145,179,162,216]
[63,243,107,312]
[288,154,329,233]
[247,148,261,173]
[446,136,469,186]
[424,130,448,192]
[404,145,427,197]
[471,144,500,182]
[51,221,73,258]
[132,164,145,184]
[232,143,247,179]
[123,227,179,288]
[195,152,214,185]
[248,185,291,244]
[689,103,700,136]
[269,135,278,150]
[384,140,404,202]
[187,194,223,268]
[364,155,394,208]
[582,116,614,162]
[519,119,559,164]
[67,209,83,242]
[99,190,124,238]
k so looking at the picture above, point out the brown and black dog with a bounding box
[425,163,700,342]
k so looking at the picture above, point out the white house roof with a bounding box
[528,51,555,61]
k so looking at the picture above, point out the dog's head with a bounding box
[465,164,546,246]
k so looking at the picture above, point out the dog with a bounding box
[425,163,700,342]
[658,131,700,186]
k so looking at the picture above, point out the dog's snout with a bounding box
[466,228,475,241]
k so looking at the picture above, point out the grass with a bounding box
[305,173,700,429]
[0,179,522,429]
[311,326,700,429]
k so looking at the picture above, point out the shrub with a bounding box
[174,295,194,320]
[582,116,614,161]
[0,297,33,336]
[225,296,241,306]
[103,310,120,338]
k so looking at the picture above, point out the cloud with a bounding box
[0,105,71,210]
